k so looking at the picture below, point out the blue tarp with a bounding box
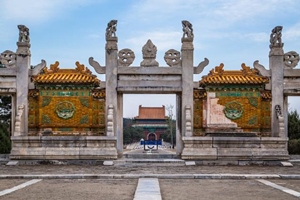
[140,140,162,145]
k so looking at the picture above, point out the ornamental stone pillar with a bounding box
[15,25,31,136]
[181,20,194,141]
[269,26,284,137]
[105,20,121,153]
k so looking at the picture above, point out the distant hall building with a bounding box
[133,105,168,140]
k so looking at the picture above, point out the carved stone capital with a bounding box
[269,47,284,56]
[181,42,194,51]
[16,42,31,57]
[105,40,118,54]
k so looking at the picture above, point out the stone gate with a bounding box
[0,20,299,161]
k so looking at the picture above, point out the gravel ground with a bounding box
[0,179,137,200]
[160,179,300,200]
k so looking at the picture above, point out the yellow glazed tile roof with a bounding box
[32,61,100,85]
[261,90,272,100]
[200,63,269,86]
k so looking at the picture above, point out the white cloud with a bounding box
[243,32,269,42]
[129,0,203,21]
[284,23,300,40]
[124,31,181,52]
[0,0,99,24]
[211,0,297,23]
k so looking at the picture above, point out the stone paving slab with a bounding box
[134,178,161,200]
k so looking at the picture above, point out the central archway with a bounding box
[119,93,181,156]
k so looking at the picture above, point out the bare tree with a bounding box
[166,105,174,148]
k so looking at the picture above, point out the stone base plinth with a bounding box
[181,136,289,161]
[10,136,117,160]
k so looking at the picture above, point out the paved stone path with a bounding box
[134,178,161,200]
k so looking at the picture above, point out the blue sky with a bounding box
[1,0,300,117]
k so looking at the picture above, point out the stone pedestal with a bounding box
[10,136,117,160]
[182,136,289,161]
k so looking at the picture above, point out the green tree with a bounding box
[0,123,11,153]
[161,119,176,145]
[0,95,12,153]
[0,95,11,124]
[165,105,176,148]
[288,109,300,154]
[288,109,300,140]
[123,118,144,145]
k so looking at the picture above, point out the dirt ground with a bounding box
[1,179,137,200]
[160,179,300,200]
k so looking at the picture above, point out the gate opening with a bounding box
[122,94,176,153]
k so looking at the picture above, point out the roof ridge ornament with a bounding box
[241,63,258,76]
[43,61,59,74]
[209,63,224,75]
[75,61,92,74]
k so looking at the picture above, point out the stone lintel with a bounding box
[283,89,300,96]
[117,87,182,93]
[118,80,181,88]
[283,69,300,77]
[117,66,182,75]
[0,88,16,93]
[0,68,17,76]
[0,77,16,88]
